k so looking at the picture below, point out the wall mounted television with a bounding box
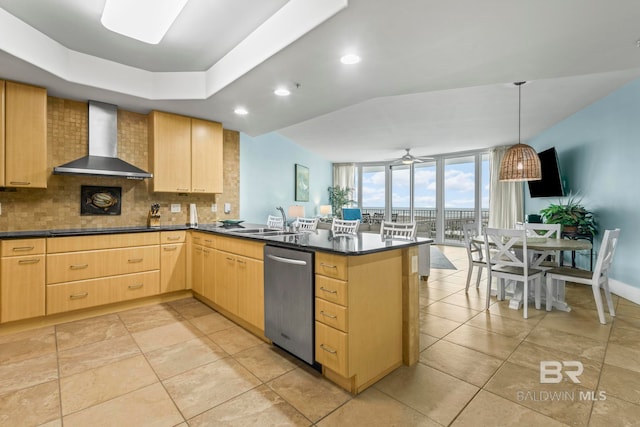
[527,147,565,198]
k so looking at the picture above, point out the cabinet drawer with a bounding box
[160,230,186,244]
[315,322,348,376]
[47,232,160,253]
[1,254,45,322]
[109,271,160,303]
[216,236,263,259]
[315,298,348,332]
[315,252,348,280]
[192,232,215,248]
[46,278,110,315]
[47,246,160,284]
[1,238,45,256]
[315,275,348,306]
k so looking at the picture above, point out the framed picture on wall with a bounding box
[295,164,309,202]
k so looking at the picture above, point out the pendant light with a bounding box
[499,82,541,182]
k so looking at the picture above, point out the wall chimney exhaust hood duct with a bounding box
[53,101,152,180]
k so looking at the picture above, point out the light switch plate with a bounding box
[411,255,418,273]
[170,204,181,213]
[224,203,231,214]
[211,203,217,212]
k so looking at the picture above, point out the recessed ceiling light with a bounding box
[340,54,361,65]
[234,107,248,115]
[101,0,189,44]
[274,88,291,96]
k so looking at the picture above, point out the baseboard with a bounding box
[609,278,640,305]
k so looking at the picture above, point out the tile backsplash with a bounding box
[0,97,240,231]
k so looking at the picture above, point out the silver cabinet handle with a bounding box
[128,258,143,263]
[18,258,40,264]
[320,287,337,294]
[320,311,337,319]
[12,246,35,252]
[128,284,144,290]
[70,264,88,270]
[320,344,337,354]
[193,188,205,192]
[320,263,337,269]
[167,236,181,241]
[70,292,88,299]
[163,247,177,251]
[204,239,213,244]
[9,181,30,185]
[177,188,189,191]
[267,254,307,266]
[194,247,203,252]
[236,259,246,264]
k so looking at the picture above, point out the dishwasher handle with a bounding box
[267,254,308,266]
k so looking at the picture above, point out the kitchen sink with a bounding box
[228,228,278,234]
[260,231,301,236]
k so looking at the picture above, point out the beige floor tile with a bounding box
[0,326,56,365]
[208,325,264,355]
[0,352,58,395]
[118,303,184,333]
[589,395,640,427]
[443,324,521,360]
[0,380,60,427]
[485,361,592,426]
[419,340,503,387]
[565,284,619,312]
[267,367,352,423]
[418,284,456,301]
[374,363,478,426]
[482,298,546,321]
[466,311,536,340]
[166,297,215,319]
[63,383,183,427]
[131,320,203,353]
[318,387,439,426]
[163,357,261,419]
[507,341,601,390]
[55,313,129,351]
[233,343,299,382]
[57,334,140,377]
[609,324,640,349]
[604,343,640,374]
[419,333,438,351]
[424,280,466,293]
[441,292,491,311]
[37,419,62,427]
[612,314,640,331]
[188,384,310,426]
[421,301,480,323]
[188,311,236,335]
[598,364,640,405]
[145,336,227,380]
[60,354,158,415]
[525,325,606,363]
[419,312,462,338]
[616,303,640,319]
[451,390,568,427]
[538,307,612,342]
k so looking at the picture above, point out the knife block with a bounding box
[147,211,160,227]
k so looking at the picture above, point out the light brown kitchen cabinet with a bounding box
[0,238,46,322]
[214,250,238,313]
[149,111,223,193]
[160,231,186,293]
[236,254,264,330]
[189,232,215,300]
[1,80,47,188]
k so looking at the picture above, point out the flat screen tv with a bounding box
[527,147,565,198]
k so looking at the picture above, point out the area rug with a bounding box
[430,246,457,270]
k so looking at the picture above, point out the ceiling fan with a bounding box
[390,148,434,165]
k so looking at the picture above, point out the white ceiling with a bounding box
[1,0,640,163]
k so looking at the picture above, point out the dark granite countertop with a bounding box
[0,224,189,240]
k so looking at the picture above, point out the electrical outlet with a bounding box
[170,204,181,213]
[211,203,217,212]
[224,203,231,214]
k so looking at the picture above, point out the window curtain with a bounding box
[332,163,355,190]
[488,147,524,229]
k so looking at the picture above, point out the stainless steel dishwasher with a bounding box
[264,245,315,364]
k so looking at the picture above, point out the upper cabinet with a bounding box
[1,80,48,188]
[149,111,223,194]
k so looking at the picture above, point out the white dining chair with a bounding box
[294,217,319,231]
[521,223,562,269]
[484,228,545,318]
[331,218,359,235]
[462,221,492,293]
[267,215,284,230]
[545,228,620,324]
[380,220,416,240]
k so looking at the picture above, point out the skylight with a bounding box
[101,0,189,44]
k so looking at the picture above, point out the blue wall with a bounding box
[525,78,640,289]
[239,132,333,224]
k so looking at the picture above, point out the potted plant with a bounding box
[327,186,355,219]
[539,195,597,236]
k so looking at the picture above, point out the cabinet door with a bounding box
[0,80,4,187]
[160,243,186,293]
[214,250,238,314]
[191,118,223,193]
[237,256,264,330]
[149,111,191,192]
[1,255,45,322]
[202,248,215,301]
[5,81,47,188]
[191,245,204,295]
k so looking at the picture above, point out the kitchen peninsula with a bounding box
[0,224,431,394]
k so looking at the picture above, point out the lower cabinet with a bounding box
[237,255,264,330]
[160,231,187,293]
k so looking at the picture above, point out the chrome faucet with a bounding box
[276,206,287,230]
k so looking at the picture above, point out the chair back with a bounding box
[372,213,384,224]
[331,219,359,234]
[523,223,561,239]
[593,228,621,278]
[295,217,319,231]
[267,215,284,230]
[462,221,483,262]
[342,208,362,221]
[484,227,529,270]
[380,221,416,240]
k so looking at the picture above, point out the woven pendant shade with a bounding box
[499,81,542,182]
[499,143,541,181]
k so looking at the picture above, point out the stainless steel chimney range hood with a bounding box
[53,101,152,180]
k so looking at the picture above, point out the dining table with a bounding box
[474,235,592,312]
